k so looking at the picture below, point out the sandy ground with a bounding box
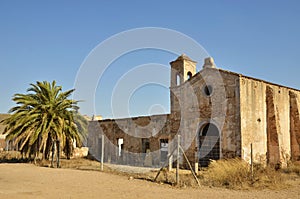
[0,164,299,199]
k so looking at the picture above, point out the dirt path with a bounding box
[0,164,299,199]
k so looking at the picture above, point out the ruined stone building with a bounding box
[87,54,300,168]
[0,114,10,151]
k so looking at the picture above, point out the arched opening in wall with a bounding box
[198,123,220,167]
[176,74,180,86]
[203,85,213,96]
[187,71,192,80]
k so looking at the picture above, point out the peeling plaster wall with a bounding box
[290,91,300,161]
[267,85,290,167]
[240,76,297,166]
[240,77,267,164]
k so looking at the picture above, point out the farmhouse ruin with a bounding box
[87,54,300,168]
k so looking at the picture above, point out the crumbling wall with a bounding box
[239,77,267,164]
[289,91,300,161]
[240,76,293,166]
[178,68,241,167]
[267,85,290,167]
[0,114,10,151]
[218,70,241,158]
[266,86,280,165]
[87,114,175,167]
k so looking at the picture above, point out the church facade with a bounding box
[87,55,300,168]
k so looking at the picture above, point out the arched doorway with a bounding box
[198,123,220,167]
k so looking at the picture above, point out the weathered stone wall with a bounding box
[289,91,300,161]
[172,68,241,167]
[240,76,299,166]
[266,86,280,165]
[267,85,290,167]
[72,147,89,158]
[87,114,177,167]
[0,114,9,150]
[218,70,241,158]
[240,78,268,164]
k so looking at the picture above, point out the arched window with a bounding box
[201,123,219,136]
[203,85,213,96]
[187,71,192,80]
[176,74,180,86]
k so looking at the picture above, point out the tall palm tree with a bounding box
[1,80,88,167]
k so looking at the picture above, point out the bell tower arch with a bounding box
[170,54,197,87]
[170,54,197,114]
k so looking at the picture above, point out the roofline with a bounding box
[174,67,300,93]
[91,113,170,122]
[217,68,300,92]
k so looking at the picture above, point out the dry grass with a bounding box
[200,158,285,189]
[0,151,29,163]
[138,168,199,187]
[282,161,300,176]
[251,163,285,189]
[200,158,251,188]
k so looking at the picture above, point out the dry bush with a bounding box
[0,151,29,163]
[252,163,284,189]
[201,158,285,189]
[36,157,103,170]
[202,158,251,188]
[282,161,300,176]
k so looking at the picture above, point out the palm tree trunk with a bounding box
[34,141,38,165]
[51,140,55,168]
[44,133,52,160]
[56,139,60,168]
[65,137,72,160]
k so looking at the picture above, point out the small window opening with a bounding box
[187,71,192,80]
[117,138,124,157]
[176,74,180,86]
[142,138,150,153]
[160,139,168,162]
[204,85,213,96]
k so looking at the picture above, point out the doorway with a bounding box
[198,123,220,167]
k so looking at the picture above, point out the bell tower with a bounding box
[170,54,197,87]
[170,54,197,114]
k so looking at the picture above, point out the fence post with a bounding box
[101,134,104,171]
[168,154,173,172]
[195,149,199,175]
[176,135,180,185]
[250,143,253,180]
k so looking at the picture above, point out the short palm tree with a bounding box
[1,81,88,167]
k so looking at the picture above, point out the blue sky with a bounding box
[1,1,300,118]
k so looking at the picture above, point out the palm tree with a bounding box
[1,80,88,167]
